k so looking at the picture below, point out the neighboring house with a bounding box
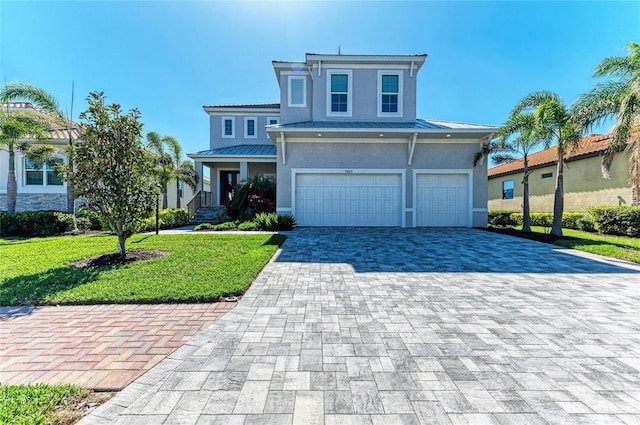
[0,102,78,212]
[488,133,632,212]
[189,53,497,227]
[165,175,210,210]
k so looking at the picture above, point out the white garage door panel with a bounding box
[295,173,402,226]
[416,174,469,227]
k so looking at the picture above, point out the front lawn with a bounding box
[0,233,285,305]
[495,226,640,264]
[0,384,80,425]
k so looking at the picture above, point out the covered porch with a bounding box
[187,145,277,219]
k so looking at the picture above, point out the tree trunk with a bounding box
[176,179,181,209]
[7,143,17,214]
[66,149,75,214]
[117,234,127,257]
[551,149,564,237]
[522,158,531,233]
[162,191,168,210]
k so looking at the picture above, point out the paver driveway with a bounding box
[81,228,640,425]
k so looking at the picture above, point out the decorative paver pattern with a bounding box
[80,228,640,424]
[0,303,234,390]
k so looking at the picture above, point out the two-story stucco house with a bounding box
[189,53,498,227]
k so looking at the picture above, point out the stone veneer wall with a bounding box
[0,194,68,212]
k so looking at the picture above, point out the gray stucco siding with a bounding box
[248,162,276,177]
[310,68,417,122]
[275,139,488,227]
[209,115,276,149]
[279,74,313,125]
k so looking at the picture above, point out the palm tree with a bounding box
[0,108,53,213]
[146,132,197,209]
[572,42,640,203]
[0,82,77,213]
[510,91,581,236]
[494,113,549,232]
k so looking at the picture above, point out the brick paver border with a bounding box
[0,303,234,390]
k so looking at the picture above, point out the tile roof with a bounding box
[488,133,611,178]
[1,102,80,140]
[273,119,497,131]
[203,103,280,109]
[191,144,276,157]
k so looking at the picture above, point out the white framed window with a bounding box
[267,117,280,126]
[326,70,352,117]
[244,117,257,138]
[502,180,514,199]
[288,76,306,107]
[25,157,64,186]
[377,70,403,117]
[222,116,235,138]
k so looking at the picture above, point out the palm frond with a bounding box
[163,135,182,164]
[594,56,637,80]
[0,82,66,125]
[571,81,626,131]
[511,91,562,117]
[25,144,56,167]
[145,131,164,155]
[492,154,518,165]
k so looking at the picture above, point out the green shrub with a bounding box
[275,214,296,230]
[75,216,93,231]
[136,208,191,233]
[76,208,103,230]
[255,212,278,230]
[194,223,215,231]
[255,213,296,231]
[0,211,76,237]
[576,216,596,232]
[487,210,518,228]
[589,205,640,237]
[561,212,585,230]
[238,221,258,231]
[213,221,237,231]
[232,176,276,218]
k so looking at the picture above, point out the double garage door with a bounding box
[294,172,470,227]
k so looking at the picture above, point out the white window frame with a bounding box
[221,116,235,138]
[244,116,258,139]
[266,117,279,136]
[24,157,64,186]
[377,70,403,118]
[288,76,306,107]
[326,70,353,117]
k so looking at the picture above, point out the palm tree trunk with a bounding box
[162,191,168,210]
[66,140,75,214]
[522,157,531,233]
[551,148,564,237]
[176,179,181,209]
[7,143,17,214]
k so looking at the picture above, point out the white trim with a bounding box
[276,207,292,212]
[326,70,353,118]
[244,116,258,139]
[306,53,426,63]
[221,116,235,138]
[288,76,307,107]
[207,109,280,116]
[279,70,311,76]
[412,169,474,228]
[189,155,276,163]
[472,208,488,212]
[291,168,406,228]
[267,127,498,138]
[267,117,280,136]
[280,132,286,165]
[408,133,417,165]
[377,70,403,118]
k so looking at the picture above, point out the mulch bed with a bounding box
[52,390,115,425]
[70,250,169,268]
[483,226,562,243]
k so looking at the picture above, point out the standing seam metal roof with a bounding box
[191,144,277,156]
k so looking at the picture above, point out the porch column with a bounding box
[240,161,248,181]
[195,160,204,204]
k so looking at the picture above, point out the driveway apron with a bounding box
[80,228,640,425]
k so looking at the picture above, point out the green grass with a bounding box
[0,383,81,425]
[527,226,640,263]
[0,233,285,305]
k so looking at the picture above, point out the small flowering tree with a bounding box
[68,92,157,256]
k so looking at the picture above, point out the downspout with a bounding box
[408,133,418,166]
[280,132,286,165]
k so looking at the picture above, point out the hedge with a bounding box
[488,211,585,230]
[138,208,190,232]
[0,211,76,237]
[588,206,640,237]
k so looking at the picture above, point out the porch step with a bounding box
[190,206,226,225]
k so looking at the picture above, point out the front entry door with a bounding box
[220,171,240,205]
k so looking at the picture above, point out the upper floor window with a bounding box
[502,180,514,199]
[222,116,235,138]
[378,71,403,117]
[244,117,257,138]
[327,70,352,117]
[25,157,64,186]
[268,117,279,126]
[288,76,306,107]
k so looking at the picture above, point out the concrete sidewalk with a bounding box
[0,303,234,390]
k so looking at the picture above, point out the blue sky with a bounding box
[1,1,638,160]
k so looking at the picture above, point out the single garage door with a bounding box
[295,173,402,226]
[415,174,469,227]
